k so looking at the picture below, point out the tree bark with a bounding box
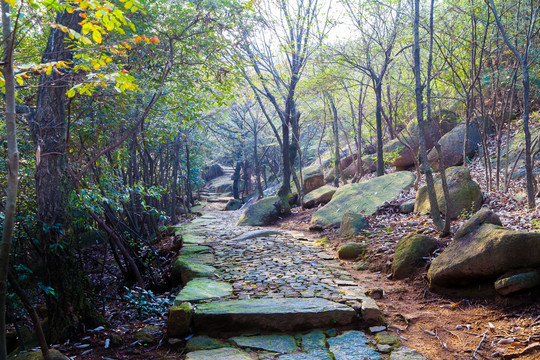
[0,2,20,357]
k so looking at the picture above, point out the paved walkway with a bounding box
[173,210,426,360]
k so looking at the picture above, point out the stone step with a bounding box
[192,297,357,333]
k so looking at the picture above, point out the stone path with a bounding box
[170,210,426,360]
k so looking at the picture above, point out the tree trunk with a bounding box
[413,0,443,231]
[374,82,385,176]
[326,92,340,187]
[0,2,20,357]
[233,158,241,200]
[30,10,101,343]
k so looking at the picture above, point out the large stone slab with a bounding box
[279,350,333,360]
[171,258,216,285]
[185,347,254,360]
[193,298,357,333]
[234,230,282,241]
[328,331,382,360]
[311,172,415,227]
[175,278,232,304]
[231,334,298,353]
[303,185,336,209]
[301,329,326,352]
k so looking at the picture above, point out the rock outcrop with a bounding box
[237,196,282,226]
[303,185,336,208]
[311,172,415,227]
[415,166,482,219]
[427,122,481,171]
[339,211,369,237]
[428,209,540,289]
[392,233,438,280]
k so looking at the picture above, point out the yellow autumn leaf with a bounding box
[45,65,53,75]
[92,30,102,44]
[4,0,16,7]
[16,76,23,85]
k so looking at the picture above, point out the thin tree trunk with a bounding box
[0,2,20,357]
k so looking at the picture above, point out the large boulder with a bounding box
[303,185,336,208]
[311,172,415,227]
[339,210,369,237]
[384,110,459,170]
[337,242,366,259]
[428,221,540,288]
[302,166,325,195]
[224,199,242,211]
[427,122,482,171]
[414,166,482,219]
[392,233,438,280]
[203,164,224,181]
[237,196,281,226]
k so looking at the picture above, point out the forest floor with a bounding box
[9,126,540,360]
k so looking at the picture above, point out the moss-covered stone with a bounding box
[237,196,281,226]
[302,166,325,195]
[186,335,228,352]
[428,223,540,288]
[454,208,502,240]
[231,334,297,353]
[374,331,401,347]
[339,211,369,238]
[186,348,254,360]
[311,172,415,227]
[224,199,243,211]
[392,233,438,280]
[414,166,482,219]
[494,270,540,296]
[168,302,193,338]
[303,185,336,209]
[180,245,213,255]
[175,278,233,304]
[171,257,216,285]
[337,242,366,260]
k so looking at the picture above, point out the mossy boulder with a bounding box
[427,122,481,171]
[392,233,438,280]
[428,223,540,288]
[224,199,242,211]
[311,172,415,227]
[304,185,336,208]
[453,208,502,240]
[339,211,369,238]
[374,331,401,347]
[342,154,377,178]
[494,270,540,296]
[168,302,193,338]
[399,199,415,214]
[414,166,482,219]
[337,242,366,260]
[302,166,325,195]
[237,196,281,226]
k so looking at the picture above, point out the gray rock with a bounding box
[234,230,282,241]
[427,122,482,171]
[134,325,162,344]
[311,172,415,227]
[399,199,415,214]
[328,331,382,360]
[303,186,336,209]
[185,347,254,360]
[454,208,502,240]
[392,233,438,280]
[193,298,357,333]
[224,199,243,211]
[302,166,325,195]
[171,257,216,285]
[279,350,333,360]
[389,347,427,360]
[415,166,482,219]
[175,278,233,304]
[339,211,369,238]
[186,335,227,352]
[337,242,366,260]
[231,334,297,353]
[301,329,326,352]
[494,270,540,296]
[237,196,282,226]
[428,223,540,288]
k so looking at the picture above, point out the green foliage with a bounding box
[124,286,172,319]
